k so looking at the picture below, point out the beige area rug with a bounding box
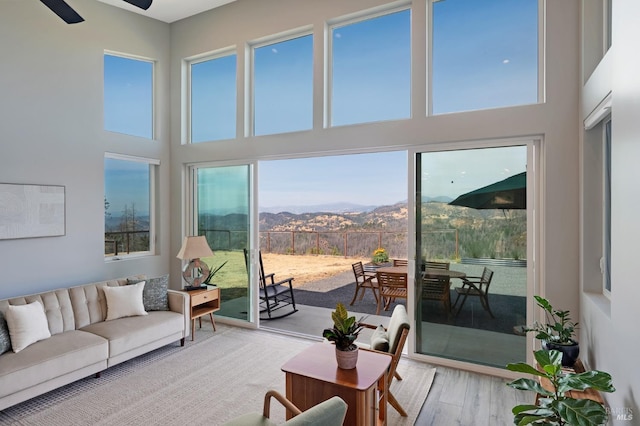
[0,324,435,425]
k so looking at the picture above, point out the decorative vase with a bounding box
[335,346,358,369]
[543,340,580,367]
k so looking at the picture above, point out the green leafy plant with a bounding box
[322,303,364,351]
[202,260,228,285]
[525,295,578,344]
[372,247,389,264]
[506,349,615,426]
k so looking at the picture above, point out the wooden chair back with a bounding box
[360,304,410,417]
[392,259,408,267]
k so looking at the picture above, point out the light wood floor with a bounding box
[415,364,530,425]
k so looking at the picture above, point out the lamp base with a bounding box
[183,285,207,291]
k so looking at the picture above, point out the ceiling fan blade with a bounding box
[122,0,153,10]
[40,0,84,24]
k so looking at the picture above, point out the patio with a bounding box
[260,260,527,368]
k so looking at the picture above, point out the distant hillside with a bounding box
[259,202,408,232]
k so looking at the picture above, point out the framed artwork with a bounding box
[0,183,65,240]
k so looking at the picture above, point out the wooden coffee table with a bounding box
[281,342,392,426]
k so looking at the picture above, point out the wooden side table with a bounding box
[281,342,391,426]
[188,287,220,341]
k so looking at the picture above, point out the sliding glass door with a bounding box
[193,164,252,322]
[415,145,531,367]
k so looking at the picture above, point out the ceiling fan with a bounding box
[40,0,153,24]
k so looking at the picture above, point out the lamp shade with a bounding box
[176,236,214,260]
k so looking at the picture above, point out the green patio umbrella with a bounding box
[448,171,526,210]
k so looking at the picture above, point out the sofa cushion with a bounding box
[103,281,147,321]
[128,275,169,311]
[80,311,184,358]
[5,301,51,353]
[0,330,108,399]
[0,311,11,355]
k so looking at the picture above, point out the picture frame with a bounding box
[0,183,66,240]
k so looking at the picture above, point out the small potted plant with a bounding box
[322,303,364,369]
[201,260,228,286]
[372,248,389,265]
[524,295,579,367]
[506,349,615,426]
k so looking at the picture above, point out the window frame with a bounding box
[325,3,412,128]
[104,152,159,261]
[603,118,612,296]
[247,27,314,137]
[186,47,238,144]
[103,51,156,140]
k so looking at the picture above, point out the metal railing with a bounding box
[104,230,150,255]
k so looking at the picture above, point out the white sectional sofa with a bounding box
[0,276,190,410]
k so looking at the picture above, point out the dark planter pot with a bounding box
[543,340,580,367]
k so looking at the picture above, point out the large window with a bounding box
[252,34,313,136]
[104,154,157,258]
[431,0,538,114]
[330,9,411,127]
[104,53,154,139]
[190,52,237,143]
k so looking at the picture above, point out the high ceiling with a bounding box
[97,0,236,23]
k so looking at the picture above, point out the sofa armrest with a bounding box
[167,289,190,339]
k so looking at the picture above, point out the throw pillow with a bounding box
[0,310,12,355]
[127,275,169,311]
[103,281,148,321]
[5,301,51,353]
[370,325,390,352]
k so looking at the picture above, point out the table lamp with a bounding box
[176,236,214,291]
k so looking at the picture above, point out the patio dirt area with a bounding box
[260,253,369,289]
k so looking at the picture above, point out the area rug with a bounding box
[0,324,435,425]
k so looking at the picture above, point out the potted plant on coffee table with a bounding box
[506,349,615,426]
[525,295,580,367]
[322,303,364,369]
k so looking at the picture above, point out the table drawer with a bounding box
[191,288,219,306]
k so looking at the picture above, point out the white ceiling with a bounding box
[97,0,236,23]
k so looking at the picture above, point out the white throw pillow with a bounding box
[5,301,52,353]
[103,281,148,321]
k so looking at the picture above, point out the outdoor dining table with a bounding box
[375,265,466,281]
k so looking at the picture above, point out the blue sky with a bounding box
[104,158,149,216]
[104,0,537,214]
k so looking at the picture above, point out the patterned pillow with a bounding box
[128,275,169,311]
[0,310,12,355]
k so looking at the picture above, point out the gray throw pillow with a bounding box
[0,310,13,355]
[128,275,169,311]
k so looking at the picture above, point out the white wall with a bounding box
[169,0,581,318]
[0,0,171,299]
[581,0,640,416]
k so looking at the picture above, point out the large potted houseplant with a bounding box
[322,303,363,369]
[506,349,615,426]
[525,295,580,367]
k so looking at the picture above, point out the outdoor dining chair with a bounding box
[421,260,451,313]
[375,270,407,315]
[452,266,495,318]
[350,261,379,305]
[392,259,408,267]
